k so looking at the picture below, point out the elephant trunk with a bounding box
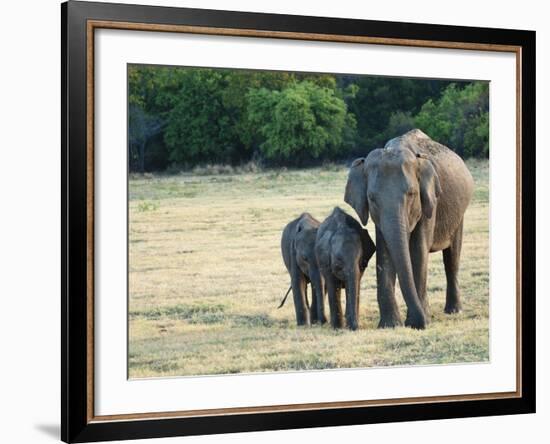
[381,216,427,329]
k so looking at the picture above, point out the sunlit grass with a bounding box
[128,159,489,378]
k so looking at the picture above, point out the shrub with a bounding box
[246,81,356,164]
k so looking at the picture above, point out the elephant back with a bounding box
[281,213,320,273]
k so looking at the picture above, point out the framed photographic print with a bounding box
[61,1,536,442]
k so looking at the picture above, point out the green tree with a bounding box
[220,70,295,154]
[246,81,356,164]
[127,64,487,172]
[128,65,172,171]
[383,111,416,141]
[347,77,453,150]
[163,69,240,164]
[414,82,489,157]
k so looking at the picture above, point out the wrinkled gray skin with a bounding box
[315,207,376,330]
[344,129,474,329]
[281,213,327,326]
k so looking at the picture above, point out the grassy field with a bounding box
[128,160,489,378]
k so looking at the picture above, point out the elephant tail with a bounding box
[278,285,292,308]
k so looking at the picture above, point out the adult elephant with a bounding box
[344,129,474,329]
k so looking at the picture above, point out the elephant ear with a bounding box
[361,228,376,266]
[344,158,369,225]
[294,214,307,236]
[417,157,442,219]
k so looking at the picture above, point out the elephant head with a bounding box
[344,138,441,328]
[293,217,319,277]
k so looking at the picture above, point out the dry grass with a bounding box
[128,160,489,378]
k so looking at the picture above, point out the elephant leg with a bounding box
[344,269,360,330]
[376,228,402,328]
[309,287,318,323]
[409,225,431,322]
[443,219,464,314]
[291,267,310,326]
[311,289,327,325]
[309,268,326,325]
[326,275,343,329]
[316,291,327,325]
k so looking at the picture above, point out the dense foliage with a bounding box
[128,65,489,172]
[415,82,489,158]
[247,81,356,163]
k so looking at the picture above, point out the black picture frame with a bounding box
[61,1,536,442]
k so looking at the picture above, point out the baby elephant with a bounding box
[281,213,327,326]
[315,207,376,330]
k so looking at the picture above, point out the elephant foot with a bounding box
[445,289,462,314]
[345,313,359,330]
[330,316,344,329]
[444,302,462,314]
[310,311,328,325]
[347,321,359,331]
[404,318,426,329]
[377,312,402,329]
[404,311,427,330]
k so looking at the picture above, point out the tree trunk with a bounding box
[139,140,146,173]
